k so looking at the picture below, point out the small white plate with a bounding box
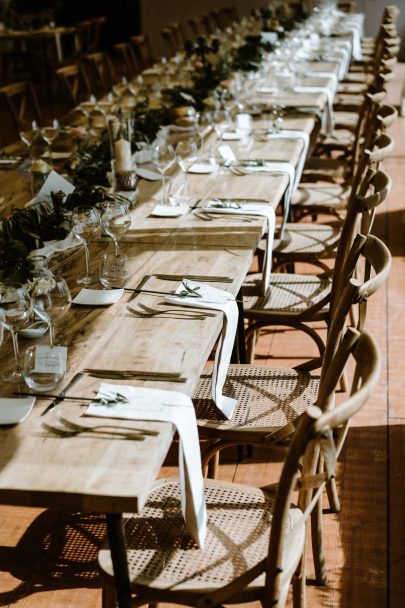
[19,322,49,339]
[150,204,189,217]
[72,289,124,306]
[256,86,276,94]
[222,131,242,141]
[188,163,216,174]
[136,168,163,181]
[0,397,36,425]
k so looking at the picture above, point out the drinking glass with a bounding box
[213,109,231,142]
[23,344,66,391]
[101,201,132,257]
[30,276,71,347]
[0,283,32,383]
[175,140,198,201]
[40,119,60,156]
[99,254,130,288]
[19,119,40,158]
[72,206,101,285]
[152,141,176,205]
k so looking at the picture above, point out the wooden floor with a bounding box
[0,67,404,608]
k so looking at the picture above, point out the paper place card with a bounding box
[33,345,67,375]
[218,144,237,163]
[72,289,124,306]
[221,131,242,141]
[36,170,75,201]
[150,204,189,217]
[188,162,216,174]
[256,85,277,94]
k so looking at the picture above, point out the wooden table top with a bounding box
[0,85,325,514]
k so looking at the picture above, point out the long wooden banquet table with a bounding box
[0,49,344,607]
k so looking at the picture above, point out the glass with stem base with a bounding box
[175,139,198,200]
[100,201,131,257]
[19,119,40,158]
[0,283,32,383]
[40,119,60,158]
[152,141,176,205]
[30,276,71,347]
[72,206,101,285]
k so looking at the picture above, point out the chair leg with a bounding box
[311,496,328,585]
[102,581,117,608]
[326,476,341,512]
[207,451,219,479]
[339,369,348,392]
[246,326,258,363]
[292,554,306,608]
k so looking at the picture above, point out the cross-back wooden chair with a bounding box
[81,52,112,98]
[77,16,106,54]
[187,16,206,38]
[55,63,91,109]
[168,21,187,50]
[130,35,154,70]
[0,80,41,141]
[242,164,391,361]
[98,326,380,608]
[293,104,396,222]
[112,42,140,81]
[272,130,394,272]
[160,27,178,57]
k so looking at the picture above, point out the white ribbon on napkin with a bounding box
[202,203,276,296]
[85,384,207,548]
[165,282,238,419]
[264,130,310,191]
[293,86,335,133]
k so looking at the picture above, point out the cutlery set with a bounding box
[42,415,158,440]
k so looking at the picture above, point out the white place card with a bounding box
[33,345,67,375]
[150,204,189,217]
[188,162,216,174]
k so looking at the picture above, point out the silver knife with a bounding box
[41,372,85,416]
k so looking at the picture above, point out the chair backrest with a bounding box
[168,21,186,49]
[112,42,140,80]
[130,35,154,69]
[77,16,106,54]
[188,16,205,38]
[161,27,178,56]
[81,52,112,97]
[0,80,41,139]
[265,327,380,606]
[55,63,90,108]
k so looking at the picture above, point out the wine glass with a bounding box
[175,140,198,201]
[101,201,132,257]
[152,141,176,205]
[19,119,40,158]
[30,276,71,347]
[0,283,32,383]
[72,206,101,285]
[213,109,231,142]
[40,119,60,158]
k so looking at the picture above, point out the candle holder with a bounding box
[115,170,138,191]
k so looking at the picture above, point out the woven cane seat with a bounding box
[243,273,331,316]
[193,366,319,431]
[292,183,350,210]
[333,110,360,129]
[98,478,304,599]
[273,223,341,257]
[317,129,355,148]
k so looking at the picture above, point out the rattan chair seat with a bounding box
[273,223,341,257]
[98,478,304,601]
[319,129,355,148]
[333,111,360,129]
[243,273,331,316]
[193,366,320,431]
[292,183,350,210]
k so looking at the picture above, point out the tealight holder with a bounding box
[115,170,138,191]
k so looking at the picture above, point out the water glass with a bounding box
[99,254,130,288]
[23,344,67,391]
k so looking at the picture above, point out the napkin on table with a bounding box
[165,282,239,419]
[85,384,207,548]
[293,86,335,133]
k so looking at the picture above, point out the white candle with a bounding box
[114,138,132,172]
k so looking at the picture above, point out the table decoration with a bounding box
[85,384,207,548]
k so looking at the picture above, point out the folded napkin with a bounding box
[294,86,335,133]
[264,130,310,191]
[202,202,276,296]
[86,384,207,548]
[32,231,80,258]
[306,71,338,93]
[165,282,238,419]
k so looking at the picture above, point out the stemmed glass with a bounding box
[175,140,198,200]
[101,201,132,257]
[30,277,71,347]
[0,283,32,383]
[213,109,231,143]
[40,119,60,158]
[152,141,176,205]
[72,206,101,285]
[19,120,40,158]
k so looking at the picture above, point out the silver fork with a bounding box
[126,303,209,320]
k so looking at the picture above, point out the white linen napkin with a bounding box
[165,282,238,419]
[293,86,335,133]
[306,71,339,92]
[32,231,80,258]
[264,130,310,190]
[85,384,207,548]
[202,202,276,295]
